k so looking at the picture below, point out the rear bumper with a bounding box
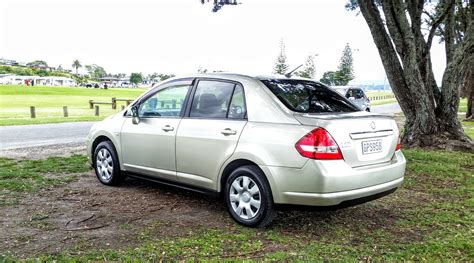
[280,177,403,206]
[261,151,406,206]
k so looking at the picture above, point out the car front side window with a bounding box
[138,85,190,118]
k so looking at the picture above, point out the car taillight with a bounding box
[295,128,343,160]
[395,134,401,151]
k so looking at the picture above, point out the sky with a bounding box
[0,0,447,85]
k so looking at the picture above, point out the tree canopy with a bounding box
[295,55,316,79]
[85,64,107,80]
[273,40,289,75]
[26,60,48,68]
[320,43,355,86]
[72,59,82,75]
[130,72,144,84]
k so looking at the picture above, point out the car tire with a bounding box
[93,141,123,186]
[224,165,276,227]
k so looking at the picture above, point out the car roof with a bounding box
[162,72,328,87]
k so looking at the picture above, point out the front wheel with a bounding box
[93,141,123,186]
[224,165,276,227]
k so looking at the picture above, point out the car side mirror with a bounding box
[348,97,355,101]
[131,106,140,124]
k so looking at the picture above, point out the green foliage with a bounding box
[158,73,175,81]
[0,65,78,80]
[273,40,289,75]
[295,55,316,79]
[197,66,208,73]
[26,60,48,67]
[85,64,107,80]
[320,70,346,86]
[71,59,82,74]
[149,72,175,82]
[319,43,355,86]
[337,43,355,84]
[130,72,144,84]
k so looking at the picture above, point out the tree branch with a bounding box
[444,0,456,63]
[425,0,455,55]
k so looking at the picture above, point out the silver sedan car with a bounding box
[86,73,406,227]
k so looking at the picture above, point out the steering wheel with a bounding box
[230,105,243,115]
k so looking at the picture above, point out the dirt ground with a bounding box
[1,144,225,257]
[0,170,233,258]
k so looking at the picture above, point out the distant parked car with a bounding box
[86,74,405,227]
[333,87,371,112]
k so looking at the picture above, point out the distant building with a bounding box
[99,77,131,87]
[0,58,26,67]
[0,74,76,86]
[0,74,15,84]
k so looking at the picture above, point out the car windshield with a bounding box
[260,79,359,113]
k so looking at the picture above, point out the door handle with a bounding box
[221,128,237,136]
[162,125,174,132]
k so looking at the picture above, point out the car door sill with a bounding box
[124,172,219,197]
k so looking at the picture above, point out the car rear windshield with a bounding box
[260,79,359,113]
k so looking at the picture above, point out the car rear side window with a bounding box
[228,84,246,119]
[190,80,235,118]
[261,79,359,113]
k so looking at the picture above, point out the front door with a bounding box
[176,80,247,189]
[121,83,191,181]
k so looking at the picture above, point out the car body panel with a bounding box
[86,113,126,170]
[266,151,405,203]
[294,112,399,167]
[175,118,247,189]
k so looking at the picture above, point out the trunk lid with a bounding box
[294,111,399,167]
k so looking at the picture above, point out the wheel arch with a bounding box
[219,159,274,199]
[91,135,113,157]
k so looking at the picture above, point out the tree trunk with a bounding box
[358,1,472,150]
[459,4,474,120]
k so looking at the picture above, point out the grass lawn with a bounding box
[0,149,472,261]
[0,85,146,126]
[459,98,468,113]
[370,98,398,106]
[462,120,474,138]
[365,91,394,97]
[365,91,396,106]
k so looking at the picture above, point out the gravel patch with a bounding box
[0,142,87,160]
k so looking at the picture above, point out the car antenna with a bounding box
[285,64,303,78]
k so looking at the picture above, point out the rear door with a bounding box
[175,79,247,189]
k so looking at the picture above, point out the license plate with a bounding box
[362,139,383,155]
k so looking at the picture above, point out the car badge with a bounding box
[370,121,376,130]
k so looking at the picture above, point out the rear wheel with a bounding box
[93,141,123,186]
[224,165,276,227]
